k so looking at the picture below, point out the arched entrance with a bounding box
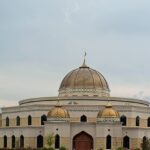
[73,131,93,150]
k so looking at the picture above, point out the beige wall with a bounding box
[2,117,41,127]
[61,137,70,149]
[96,137,105,150]
[130,138,142,149]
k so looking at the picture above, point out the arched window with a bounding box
[123,136,130,149]
[41,115,47,125]
[6,117,9,126]
[16,116,20,126]
[106,135,111,149]
[37,135,43,148]
[28,115,32,125]
[136,116,140,126]
[80,115,87,122]
[4,135,7,148]
[120,115,127,126]
[147,117,150,127]
[55,134,60,149]
[12,135,15,148]
[20,135,24,148]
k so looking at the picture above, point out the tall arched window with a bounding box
[37,135,43,148]
[4,135,7,148]
[147,117,150,127]
[16,116,20,126]
[80,115,87,122]
[120,115,127,126]
[55,134,60,149]
[12,135,15,148]
[28,115,32,125]
[106,135,111,149]
[123,136,130,149]
[136,116,140,126]
[6,117,9,126]
[41,115,47,125]
[20,135,24,148]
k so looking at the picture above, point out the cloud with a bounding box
[64,0,80,24]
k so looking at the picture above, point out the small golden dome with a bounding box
[97,102,119,118]
[47,105,70,118]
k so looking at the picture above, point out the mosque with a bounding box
[0,58,150,150]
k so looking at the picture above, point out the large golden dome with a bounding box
[97,102,119,118]
[47,105,70,118]
[59,61,110,97]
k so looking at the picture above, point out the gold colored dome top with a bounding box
[97,102,119,118]
[47,105,70,118]
[59,58,110,97]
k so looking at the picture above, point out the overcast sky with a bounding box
[0,0,150,107]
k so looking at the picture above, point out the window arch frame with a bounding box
[28,115,32,125]
[80,115,87,122]
[106,135,111,149]
[4,135,7,148]
[16,116,20,126]
[120,115,127,126]
[12,135,15,148]
[55,134,60,149]
[6,117,9,127]
[37,135,43,148]
[123,136,130,149]
[136,116,140,126]
[20,135,24,148]
[147,117,150,127]
[41,114,47,125]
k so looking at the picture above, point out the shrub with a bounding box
[59,146,67,150]
[116,147,124,150]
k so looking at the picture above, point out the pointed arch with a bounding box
[3,135,7,148]
[41,114,47,125]
[28,115,32,125]
[16,116,20,126]
[80,115,87,122]
[120,115,127,126]
[106,135,111,149]
[6,117,9,126]
[12,135,15,148]
[20,135,24,148]
[123,136,130,149]
[136,116,140,126]
[73,131,93,150]
[55,134,60,149]
[147,117,150,127]
[37,135,43,148]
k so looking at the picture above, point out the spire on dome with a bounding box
[80,52,89,68]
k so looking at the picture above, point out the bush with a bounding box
[116,147,124,150]
[59,146,67,150]
[49,148,55,150]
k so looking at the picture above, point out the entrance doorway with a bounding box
[73,131,93,150]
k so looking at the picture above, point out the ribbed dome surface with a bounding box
[47,105,70,118]
[97,103,119,118]
[59,62,110,97]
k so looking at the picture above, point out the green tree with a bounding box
[141,137,150,150]
[45,133,55,149]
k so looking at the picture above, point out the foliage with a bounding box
[45,133,55,149]
[134,148,140,150]
[116,147,124,150]
[141,137,150,150]
[59,146,67,150]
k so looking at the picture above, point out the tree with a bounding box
[45,133,55,149]
[141,137,150,150]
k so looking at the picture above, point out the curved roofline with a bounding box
[19,96,150,106]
